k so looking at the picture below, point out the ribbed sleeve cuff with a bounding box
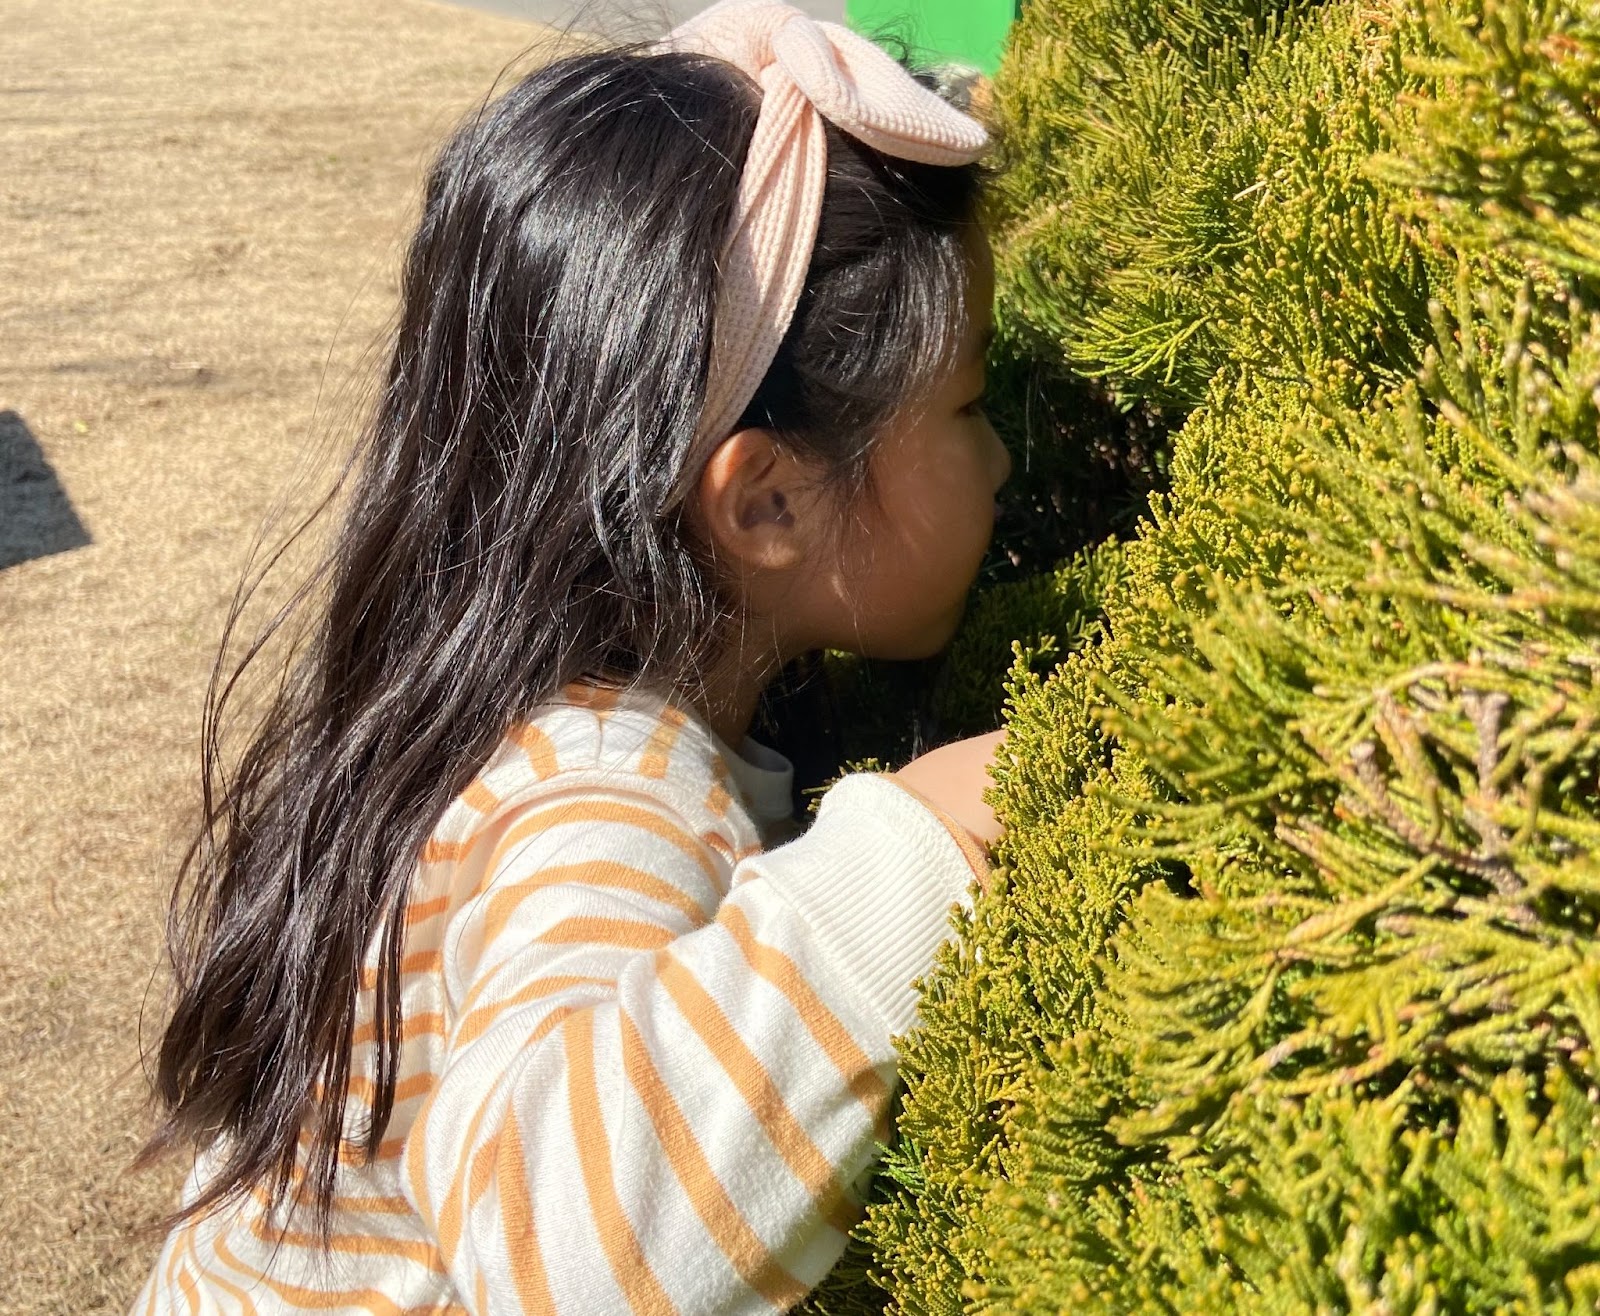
[753,773,988,1038]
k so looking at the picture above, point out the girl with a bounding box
[136,0,1011,1310]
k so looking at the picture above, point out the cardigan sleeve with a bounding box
[401,770,987,1315]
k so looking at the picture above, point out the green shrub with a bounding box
[802,0,1600,1309]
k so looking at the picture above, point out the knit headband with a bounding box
[660,0,990,477]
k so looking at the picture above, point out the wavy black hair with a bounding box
[138,42,984,1235]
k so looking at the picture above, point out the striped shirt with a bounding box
[135,680,989,1314]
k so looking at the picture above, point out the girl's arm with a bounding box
[401,771,986,1315]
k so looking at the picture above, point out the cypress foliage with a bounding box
[800,0,1600,1309]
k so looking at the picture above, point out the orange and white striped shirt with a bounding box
[135,680,989,1315]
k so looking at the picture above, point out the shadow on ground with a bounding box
[0,411,91,571]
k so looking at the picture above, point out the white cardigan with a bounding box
[136,679,987,1315]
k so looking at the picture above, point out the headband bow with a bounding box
[661,0,990,479]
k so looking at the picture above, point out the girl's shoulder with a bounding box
[462,680,795,843]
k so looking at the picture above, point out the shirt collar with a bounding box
[567,677,798,827]
[710,729,795,826]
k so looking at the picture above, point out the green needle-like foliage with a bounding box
[798,0,1600,1309]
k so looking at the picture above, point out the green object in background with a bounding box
[845,0,1020,75]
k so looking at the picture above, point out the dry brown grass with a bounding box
[0,1,559,1307]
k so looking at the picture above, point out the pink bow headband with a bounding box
[659,0,990,486]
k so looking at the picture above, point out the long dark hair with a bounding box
[138,42,983,1235]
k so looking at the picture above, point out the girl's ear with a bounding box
[693,428,817,576]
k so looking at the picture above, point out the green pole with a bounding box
[845,0,1020,76]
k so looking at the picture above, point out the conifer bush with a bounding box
[802,0,1600,1308]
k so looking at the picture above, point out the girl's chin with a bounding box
[842,637,930,663]
[860,607,969,662]
[928,597,976,653]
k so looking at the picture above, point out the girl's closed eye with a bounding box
[959,391,988,417]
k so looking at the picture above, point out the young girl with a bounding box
[135,0,1011,1310]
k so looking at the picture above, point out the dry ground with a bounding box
[0,1,561,1307]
